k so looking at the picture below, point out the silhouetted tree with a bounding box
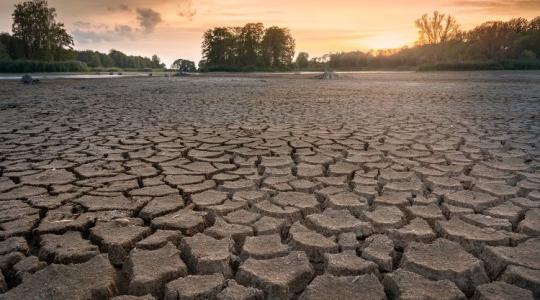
[238,23,264,66]
[295,52,309,68]
[0,33,24,59]
[529,17,540,31]
[468,21,516,59]
[151,54,165,68]
[415,11,461,45]
[12,0,73,60]
[202,27,238,67]
[507,18,528,33]
[171,59,196,72]
[261,26,295,67]
[0,43,10,60]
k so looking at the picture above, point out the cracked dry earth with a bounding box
[0,71,539,300]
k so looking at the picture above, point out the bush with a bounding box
[203,64,293,72]
[417,61,504,71]
[0,60,89,73]
[417,59,540,71]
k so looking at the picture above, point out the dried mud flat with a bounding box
[0,71,539,299]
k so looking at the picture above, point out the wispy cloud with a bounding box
[448,0,540,12]
[178,0,197,20]
[107,3,131,12]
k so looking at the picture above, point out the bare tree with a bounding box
[415,11,461,45]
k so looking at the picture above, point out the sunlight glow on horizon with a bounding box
[362,33,415,51]
[0,0,539,65]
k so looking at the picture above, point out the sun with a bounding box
[364,33,412,50]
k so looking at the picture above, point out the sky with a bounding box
[0,0,539,66]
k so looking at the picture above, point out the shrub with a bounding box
[0,60,89,73]
[417,61,504,71]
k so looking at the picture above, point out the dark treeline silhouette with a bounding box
[171,59,197,72]
[301,12,540,71]
[0,0,166,72]
[199,23,295,71]
[75,50,165,70]
[1,2,539,72]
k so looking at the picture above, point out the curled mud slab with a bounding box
[0,72,539,299]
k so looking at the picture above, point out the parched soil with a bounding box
[0,72,539,299]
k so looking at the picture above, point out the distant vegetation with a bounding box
[0,0,166,73]
[171,59,197,72]
[0,1,538,73]
[199,23,295,72]
[302,12,540,71]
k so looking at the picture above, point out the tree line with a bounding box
[300,12,540,70]
[0,0,166,72]
[199,23,295,71]
[1,1,539,72]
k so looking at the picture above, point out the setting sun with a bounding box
[363,33,414,50]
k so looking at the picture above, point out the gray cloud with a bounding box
[73,24,135,43]
[136,8,162,33]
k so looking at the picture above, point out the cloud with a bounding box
[178,0,197,20]
[72,6,164,44]
[136,8,162,33]
[108,3,131,12]
[448,0,540,11]
[73,24,135,43]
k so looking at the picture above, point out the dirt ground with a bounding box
[0,71,539,299]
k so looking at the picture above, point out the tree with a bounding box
[0,42,10,60]
[151,54,165,68]
[12,0,73,60]
[468,21,516,59]
[202,27,238,67]
[0,33,24,59]
[171,59,196,72]
[295,52,309,68]
[415,11,461,45]
[261,26,295,67]
[237,23,264,66]
[507,18,528,33]
[529,17,540,32]
[109,49,128,68]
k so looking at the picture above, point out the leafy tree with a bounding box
[151,54,165,68]
[202,27,238,66]
[415,11,461,45]
[519,49,537,61]
[12,0,73,60]
[171,59,196,72]
[0,33,24,59]
[329,51,368,69]
[76,50,102,67]
[198,59,208,71]
[261,26,295,67]
[507,18,528,33]
[109,49,128,68]
[295,52,309,68]
[99,52,114,68]
[529,17,540,31]
[0,42,10,60]
[513,31,540,58]
[237,23,264,66]
[468,21,516,59]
